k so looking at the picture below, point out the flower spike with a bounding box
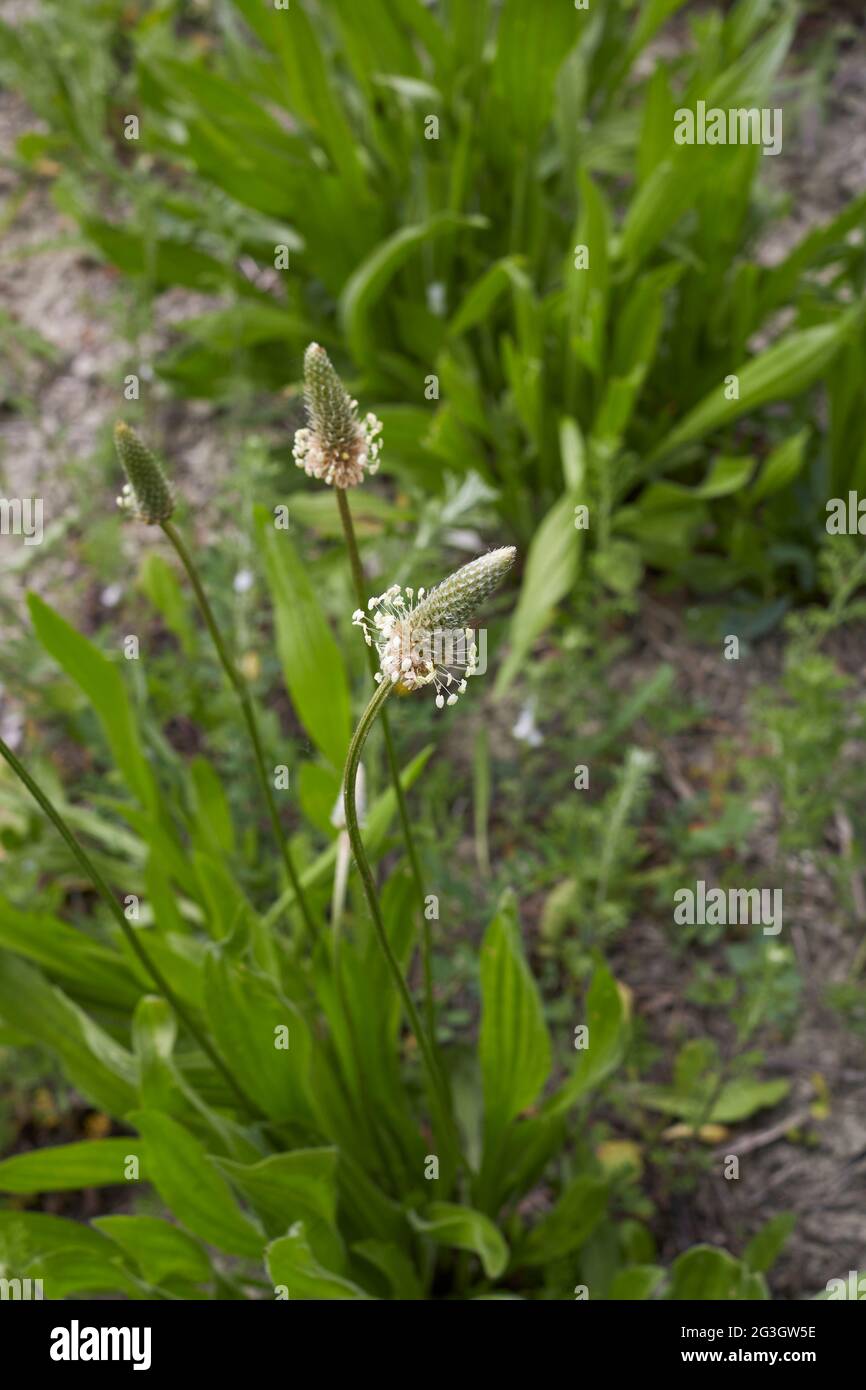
[353,547,516,707]
[293,343,382,488]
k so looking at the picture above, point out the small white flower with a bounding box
[512,702,544,748]
[100,582,124,609]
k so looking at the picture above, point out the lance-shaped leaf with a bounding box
[479,892,551,1131]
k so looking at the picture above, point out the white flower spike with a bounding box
[353,547,516,708]
[293,342,382,488]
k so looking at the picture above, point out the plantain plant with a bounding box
[0,358,772,1299]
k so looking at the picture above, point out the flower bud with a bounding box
[114,423,175,524]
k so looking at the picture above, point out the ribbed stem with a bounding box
[335,486,436,1039]
[343,679,462,1174]
[0,735,254,1117]
[161,520,317,945]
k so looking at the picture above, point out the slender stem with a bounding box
[335,487,436,1039]
[0,735,254,1117]
[343,679,462,1173]
[161,520,317,945]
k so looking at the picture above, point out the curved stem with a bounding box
[161,520,317,945]
[0,736,254,1118]
[335,487,436,1040]
[343,680,462,1173]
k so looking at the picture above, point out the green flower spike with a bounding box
[114,422,175,524]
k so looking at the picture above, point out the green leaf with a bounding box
[255,506,351,771]
[298,761,341,835]
[495,490,582,693]
[82,218,245,293]
[0,1139,144,1194]
[545,964,627,1119]
[339,213,487,366]
[667,1246,761,1300]
[559,415,587,491]
[709,1079,789,1123]
[756,191,866,320]
[649,316,856,462]
[231,0,366,197]
[192,850,252,942]
[25,1248,143,1300]
[608,1264,665,1300]
[129,996,258,1166]
[130,1110,264,1258]
[725,0,779,54]
[750,430,809,502]
[27,593,157,811]
[744,1212,796,1274]
[523,1175,608,1264]
[203,950,313,1123]
[619,156,710,268]
[691,454,755,499]
[177,301,311,353]
[491,0,579,142]
[266,1223,373,1300]
[625,0,690,67]
[353,1239,423,1300]
[635,1076,789,1124]
[637,64,674,185]
[479,893,551,1131]
[138,552,196,657]
[448,258,525,339]
[328,871,421,1168]
[0,1210,111,1265]
[408,1202,509,1280]
[0,1210,140,1299]
[0,897,138,1009]
[215,1149,340,1267]
[93,1215,212,1286]
[0,953,137,1116]
[189,756,236,857]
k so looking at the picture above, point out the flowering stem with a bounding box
[0,735,255,1118]
[343,678,461,1173]
[335,487,436,1040]
[161,520,317,945]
